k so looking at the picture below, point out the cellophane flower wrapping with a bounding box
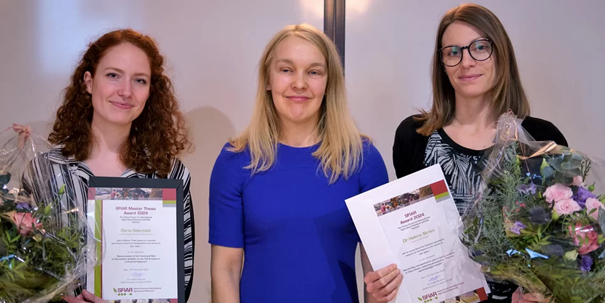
[0,125,102,303]
[460,111,605,303]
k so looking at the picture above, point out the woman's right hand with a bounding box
[62,290,109,303]
[511,288,553,303]
[363,264,404,302]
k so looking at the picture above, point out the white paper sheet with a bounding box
[346,164,489,303]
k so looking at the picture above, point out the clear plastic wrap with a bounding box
[0,124,102,303]
[460,111,605,303]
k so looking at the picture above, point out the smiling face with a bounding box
[441,21,496,101]
[266,35,328,127]
[84,42,151,128]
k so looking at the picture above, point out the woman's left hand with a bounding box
[364,263,404,302]
[62,290,109,303]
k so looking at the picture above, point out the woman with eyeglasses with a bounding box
[392,4,567,303]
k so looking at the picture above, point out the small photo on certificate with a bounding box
[373,184,433,216]
[95,187,163,200]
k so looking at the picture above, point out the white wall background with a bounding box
[1,1,604,302]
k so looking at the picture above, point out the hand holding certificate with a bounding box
[346,165,489,303]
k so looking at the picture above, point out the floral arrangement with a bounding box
[0,124,98,303]
[461,112,605,303]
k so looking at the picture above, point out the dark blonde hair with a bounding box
[417,3,530,136]
[49,29,191,177]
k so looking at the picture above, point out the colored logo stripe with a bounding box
[163,188,176,200]
[434,192,449,200]
[429,180,448,196]
[163,188,177,207]
[163,200,177,207]
[95,199,103,297]
[476,287,488,301]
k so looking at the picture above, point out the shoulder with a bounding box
[169,157,190,176]
[394,114,430,149]
[393,114,430,155]
[360,138,387,170]
[210,142,249,180]
[214,142,249,168]
[209,143,248,194]
[395,114,426,139]
[360,138,385,163]
[361,138,381,157]
[521,116,558,130]
[521,116,568,146]
[29,146,74,170]
[358,139,389,189]
[392,115,432,178]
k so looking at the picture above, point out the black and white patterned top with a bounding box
[424,129,488,215]
[23,147,195,301]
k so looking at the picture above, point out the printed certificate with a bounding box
[346,165,489,303]
[86,177,185,303]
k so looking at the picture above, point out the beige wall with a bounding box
[1,1,604,303]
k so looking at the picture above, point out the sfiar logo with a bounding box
[113,287,133,296]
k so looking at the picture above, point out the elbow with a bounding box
[211,263,241,279]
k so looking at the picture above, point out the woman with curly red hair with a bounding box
[36,29,195,303]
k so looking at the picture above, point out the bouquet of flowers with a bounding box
[0,125,100,303]
[460,112,605,303]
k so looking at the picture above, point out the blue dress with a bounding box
[209,140,389,303]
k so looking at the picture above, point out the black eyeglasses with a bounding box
[438,38,494,67]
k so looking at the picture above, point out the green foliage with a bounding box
[462,141,605,303]
[1,175,85,303]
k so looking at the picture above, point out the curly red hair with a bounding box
[49,29,191,178]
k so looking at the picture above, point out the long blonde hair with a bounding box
[417,3,530,136]
[229,23,365,183]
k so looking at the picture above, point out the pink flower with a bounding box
[571,176,584,187]
[544,184,573,205]
[554,198,581,215]
[9,212,43,236]
[569,223,600,254]
[586,198,605,220]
